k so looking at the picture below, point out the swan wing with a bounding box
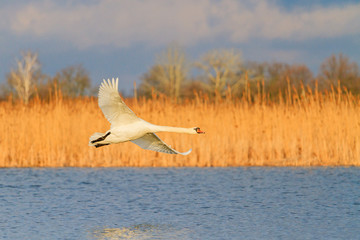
[131,133,192,155]
[98,78,138,126]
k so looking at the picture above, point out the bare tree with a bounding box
[139,64,168,97]
[319,53,360,93]
[266,62,313,95]
[285,64,313,87]
[139,44,188,99]
[196,49,241,97]
[51,64,91,97]
[8,51,39,104]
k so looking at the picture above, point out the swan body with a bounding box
[89,78,204,155]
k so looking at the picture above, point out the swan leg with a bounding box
[91,132,111,144]
[95,143,110,148]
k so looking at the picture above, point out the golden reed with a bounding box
[1,83,360,167]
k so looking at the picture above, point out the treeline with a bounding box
[138,46,360,100]
[1,47,360,103]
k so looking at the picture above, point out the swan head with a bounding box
[194,127,205,134]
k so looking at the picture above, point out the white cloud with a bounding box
[214,0,360,42]
[3,0,213,48]
[1,0,360,48]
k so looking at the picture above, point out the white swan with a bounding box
[89,78,205,155]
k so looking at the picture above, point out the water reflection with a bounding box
[92,224,190,240]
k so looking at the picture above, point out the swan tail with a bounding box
[89,132,111,147]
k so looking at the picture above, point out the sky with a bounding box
[1,0,359,94]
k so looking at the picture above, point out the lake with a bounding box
[0,168,359,239]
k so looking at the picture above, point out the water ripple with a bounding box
[0,167,359,239]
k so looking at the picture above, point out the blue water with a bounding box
[0,168,359,240]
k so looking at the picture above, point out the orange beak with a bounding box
[196,128,205,134]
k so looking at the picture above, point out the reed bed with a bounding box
[1,85,360,167]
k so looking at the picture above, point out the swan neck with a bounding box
[152,125,194,134]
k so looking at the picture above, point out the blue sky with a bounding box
[1,0,359,94]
